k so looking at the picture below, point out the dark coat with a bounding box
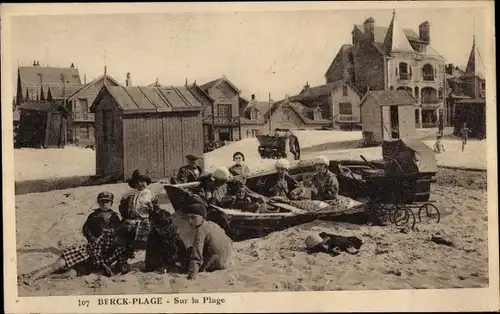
[177,165,203,184]
[289,134,301,153]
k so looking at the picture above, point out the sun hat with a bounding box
[183,202,208,218]
[97,191,114,202]
[314,155,329,166]
[275,158,290,170]
[128,169,152,189]
[305,233,327,250]
[212,166,231,181]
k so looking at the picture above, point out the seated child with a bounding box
[183,203,233,280]
[290,173,318,200]
[219,178,267,213]
[19,192,130,285]
[433,136,446,154]
[145,209,190,273]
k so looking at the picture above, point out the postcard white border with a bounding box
[2,1,498,313]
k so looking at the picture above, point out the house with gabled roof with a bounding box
[15,61,83,107]
[239,93,332,138]
[90,84,204,181]
[65,66,121,147]
[325,10,447,129]
[188,76,242,145]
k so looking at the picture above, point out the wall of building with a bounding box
[207,81,240,118]
[94,91,124,180]
[331,83,362,123]
[353,41,386,94]
[398,105,417,138]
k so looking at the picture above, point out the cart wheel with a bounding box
[392,205,415,229]
[418,203,440,223]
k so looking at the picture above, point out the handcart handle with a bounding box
[360,155,377,169]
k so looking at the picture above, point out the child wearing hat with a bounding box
[311,156,339,201]
[267,159,298,199]
[119,169,156,252]
[19,192,130,285]
[184,203,233,280]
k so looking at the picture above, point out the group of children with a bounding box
[19,169,234,285]
[433,123,473,154]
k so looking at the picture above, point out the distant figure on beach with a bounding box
[433,135,446,154]
[267,158,299,200]
[184,202,233,280]
[18,192,130,285]
[175,154,203,184]
[288,130,301,160]
[119,169,156,252]
[311,156,339,201]
[228,152,250,176]
[458,123,473,152]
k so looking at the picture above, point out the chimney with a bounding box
[363,17,375,42]
[70,62,75,68]
[445,64,454,75]
[304,82,310,90]
[84,74,87,85]
[419,21,430,44]
[36,61,40,66]
[251,94,255,101]
[33,60,36,66]
[126,72,132,87]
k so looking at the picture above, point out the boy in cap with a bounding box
[311,156,339,201]
[176,154,203,184]
[184,202,233,280]
[19,192,130,285]
[268,158,298,199]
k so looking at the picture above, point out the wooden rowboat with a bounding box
[163,181,366,240]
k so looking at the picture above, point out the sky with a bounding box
[8,6,488,101]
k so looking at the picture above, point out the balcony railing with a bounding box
[398,73,411,80]
[73,112,95,121]
[337,114,360,122]
[202,115,239,125]
[422,75,435,81]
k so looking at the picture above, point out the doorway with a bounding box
[218,128,232,142]
[390,106,400,139]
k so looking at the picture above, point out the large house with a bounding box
[16,61,82,107]
[446,35,486,138]
[325,11,447,128]
[239,94,332,138]
[65,67,120,147]
[189,76,241,144]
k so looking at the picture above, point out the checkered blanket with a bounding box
[61,244,90,268]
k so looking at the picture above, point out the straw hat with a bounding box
[314,156,329,166]
[305,233,327,250]
[212,166,231,181]
[276,158,290,170]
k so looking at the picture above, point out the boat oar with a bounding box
[360,155,377,169]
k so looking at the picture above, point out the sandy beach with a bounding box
[16,167,488,296]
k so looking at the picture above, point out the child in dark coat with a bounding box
[19,192,130,285]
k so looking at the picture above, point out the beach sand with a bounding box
[16,176,488,296]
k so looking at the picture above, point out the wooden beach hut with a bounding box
[360,90,416,146]
[17,100,68,148]
[90,84,205,181]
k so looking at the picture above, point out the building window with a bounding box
[415,109,420,124]
[342,85,348,97]
[313,109,322,120]
[80,125,90,139]
[399,62,410,80]
[282,109,291,121]
[414,86,420,99]
[250,109,258,120]
[422,64,434,81]
[79,98,89,112]
[339,103,352,115]
[438,87,443,99]
[217,104,232,117]
[481,81,486,90]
